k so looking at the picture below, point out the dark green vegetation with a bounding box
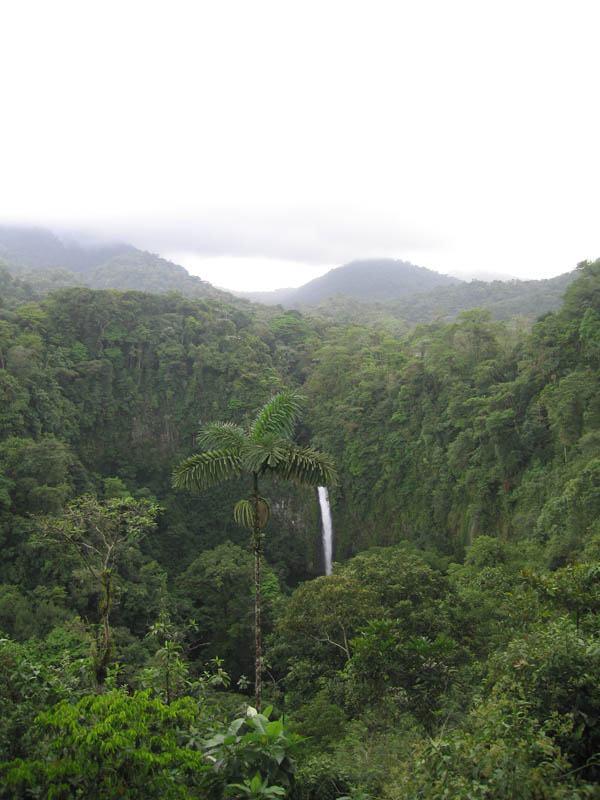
[1,239,600,797]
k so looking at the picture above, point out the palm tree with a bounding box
[172,390,336,710]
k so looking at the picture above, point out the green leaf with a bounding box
[233,497,270,532]
[242,436,288,473]
[250,771,263,793]
[197,421,246,451]
[251,391,306,440]
[266,720,283,738]
[251,715,268,736]
[227,717,245,737]
[172,450,242,491]
[275,445,337,487]
[203,734,225,748]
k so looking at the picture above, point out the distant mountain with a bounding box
[0,225,234,304]
[0,226,578,328]
[0,225,133,272]
[235,257,576,326]
[293,259,461,305]
[307,272,577,330]
[85,251,227,299]
[235,259,461,307]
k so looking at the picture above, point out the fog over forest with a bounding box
[1,1,599,796]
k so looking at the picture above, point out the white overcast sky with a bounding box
[1,0,598,291]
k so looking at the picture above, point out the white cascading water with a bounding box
[317,486,333,576]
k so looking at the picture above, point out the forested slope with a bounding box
[308,270,575,329]
[306,262,600,564]
[1,260,600,798]
[0,226,235,305]
[0,226,575,331]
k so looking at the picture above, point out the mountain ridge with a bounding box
[0,225,235,303]
[234,258,461,306]
[0,225,578,325]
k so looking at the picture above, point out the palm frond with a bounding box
[234,496,271,531]
[251,391,306,441]
[273,444,338,488]
[172,449,241,491]
[197,422,246,451]
[241,434,288,473]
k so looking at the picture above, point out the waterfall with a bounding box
[318,486,333,576]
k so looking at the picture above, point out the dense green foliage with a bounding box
[174,390,336,709]
[0,226,235,305]
[306,271,575,331]
[1,248,600,797]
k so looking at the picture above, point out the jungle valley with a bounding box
[1,228,600,798]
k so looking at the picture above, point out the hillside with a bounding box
[237,256,576,327]
[0,225,235,304]
[309,270,577,329]
[237,258,461,306]
[84,250,230,300]
[1,227,577,328]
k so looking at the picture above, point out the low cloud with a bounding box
[63,206,445,267]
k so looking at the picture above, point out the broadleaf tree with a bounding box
[35,495,160,690]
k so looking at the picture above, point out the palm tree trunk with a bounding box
[252,472,262,712]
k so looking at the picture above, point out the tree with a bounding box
[173,390,336,710]
[0,690,208,799]
[177,542,256,681]
[36,495,159,690]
